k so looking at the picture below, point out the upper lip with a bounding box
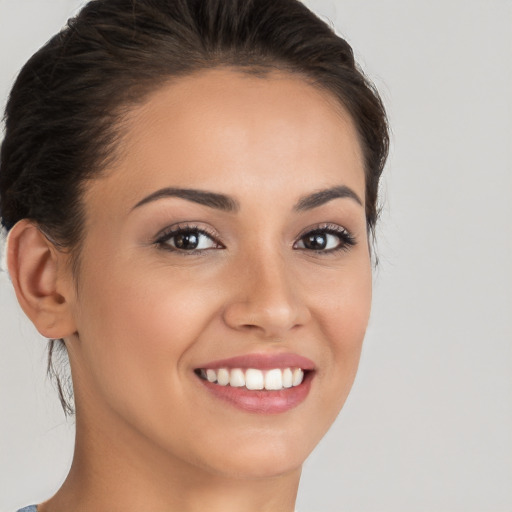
[196,352,316,371]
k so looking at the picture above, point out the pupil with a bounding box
[175,232,199,249]
[305,234,326,250]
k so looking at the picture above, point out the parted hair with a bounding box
[0,0,389,414]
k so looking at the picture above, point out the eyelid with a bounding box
[152,221,356,255]
[154,223,224,252]
[293,222,356,252]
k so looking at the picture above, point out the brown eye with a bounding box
[294,226,356,253]
[301,233,330,250]
[156,226,222,253]
[173,231,201,250]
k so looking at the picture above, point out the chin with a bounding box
[191,423,319,480]
[204,448,305,481]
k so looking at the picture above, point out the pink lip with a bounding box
[196,352,316,371]
[199,373,313,414]
[194,352,315,414]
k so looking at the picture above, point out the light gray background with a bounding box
[1,0,511,511]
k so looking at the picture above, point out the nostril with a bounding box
[222,298,310,338]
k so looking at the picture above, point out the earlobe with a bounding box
[6,220,77,339]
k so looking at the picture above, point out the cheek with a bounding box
[71,254,220,409]
[309,257,372,407]
[312,254,372,347]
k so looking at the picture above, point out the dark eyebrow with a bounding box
[132,184,362,213]
[294,185,363,211]
[131,187,240,213]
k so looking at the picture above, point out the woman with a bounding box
[0,0,388,510]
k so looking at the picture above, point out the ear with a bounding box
[6,220,77,339]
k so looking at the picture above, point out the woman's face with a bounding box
[65,68,371,479]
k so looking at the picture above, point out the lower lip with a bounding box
[197,372,314,414]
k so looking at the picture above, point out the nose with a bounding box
[222,250,311,339]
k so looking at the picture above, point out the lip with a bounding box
[195,352,316,371]
[194,352,315,414]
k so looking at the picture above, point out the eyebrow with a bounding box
[132,187,239,212]
[131,185,363,212]
[294,185,363,211]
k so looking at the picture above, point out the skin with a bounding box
[8,68,372,512]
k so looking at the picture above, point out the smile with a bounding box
[196,367,305,391]
[194,353,315,414]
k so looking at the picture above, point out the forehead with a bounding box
[86,68,365,213]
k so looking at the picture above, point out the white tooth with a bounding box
[265,369,283,390]
[282,368,293,388]
[245,369,264,390]
[217,368,230,386]
[230,368,245,387]
[292,368,304,386]
[206,369,217,383]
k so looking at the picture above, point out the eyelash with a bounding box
[154,224,222,255]
[294,224,356,254]
[154,222,356,255]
